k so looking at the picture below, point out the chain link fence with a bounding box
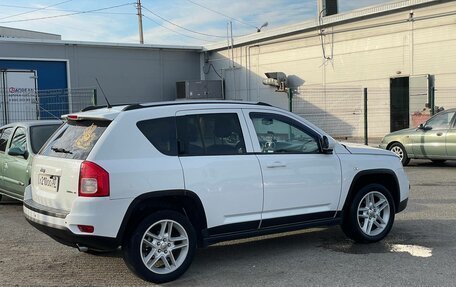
[292,86,365,142]
[0,88,96,126]
[290,85,456,145]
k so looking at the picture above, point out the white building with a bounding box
[203,0,456,138]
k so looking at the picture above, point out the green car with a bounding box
[0,120,62,201]
[380,108,456,165]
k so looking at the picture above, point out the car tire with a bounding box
[341,184,395,243]
[389,143,410,166]
[122,210,196,284]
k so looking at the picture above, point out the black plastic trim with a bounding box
[80,103,134,112]
[345,169,401,212]
[203,220,260,237]
[397,198,408,213]
[25,216,118,251]
[116,189,207,242]
[23,199,69,219]
[260,211,336,228]
[122,101,273,112]
[203,215,341,246]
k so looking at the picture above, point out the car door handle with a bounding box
[266,161,287,168]
[3,163,7,169]
[436,132,443,136]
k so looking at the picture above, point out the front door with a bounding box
[176,109,264,234]
[413,111,456,158]
[0,127,13,195]
[3,127,29,197]
[243,110,341,227]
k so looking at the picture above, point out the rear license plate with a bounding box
[38,174,59,192]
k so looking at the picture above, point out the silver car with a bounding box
[379,109,456,165]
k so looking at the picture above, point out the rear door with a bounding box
[176,109,263,233]
[243,110,342,226]
[445,114,456,159]
[31,119,109,211]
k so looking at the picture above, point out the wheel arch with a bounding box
[117,189,208,247]
[387,141,413,156]
[343,169,400,215]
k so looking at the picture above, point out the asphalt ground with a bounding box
[0,160,455,287]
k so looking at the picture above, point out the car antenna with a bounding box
[95,78,112,109]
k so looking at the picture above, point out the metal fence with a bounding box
[0,88,96,126]
[292,86,365,142]
[290,86,456,145]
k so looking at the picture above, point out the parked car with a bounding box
[23,101,409,283]
[380,108,456,165]
[0,120,62,201]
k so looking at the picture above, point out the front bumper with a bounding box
[397,198,408,213]
[24,199,119,251]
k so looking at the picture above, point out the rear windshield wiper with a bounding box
[51,146,73,154]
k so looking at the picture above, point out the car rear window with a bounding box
[137,117,177,156]
[30,124,61,154]
[40,120,109,160]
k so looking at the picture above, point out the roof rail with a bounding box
[121,101,276,112]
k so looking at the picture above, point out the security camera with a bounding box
[262,72,288,91]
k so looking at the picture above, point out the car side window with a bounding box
[0,127,13,152]
[426,112,456,130]
[250,113,320,154]
[9,127,27,155]
[177,113,246,156]
[137,117,177,156]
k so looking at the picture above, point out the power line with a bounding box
[142,14,216,42]
[0,0,73,21]
[0,4,135,15]
[182,0,258,30]
[0,3,134,24]
[141,5,225,38]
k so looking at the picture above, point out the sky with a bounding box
[0,0,394,45]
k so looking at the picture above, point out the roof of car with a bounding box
[65,100,276,121]
[79,100,272,112]
[0,120,63,129]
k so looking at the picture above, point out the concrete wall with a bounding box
[203,1,456,138]
[0,39,201,105]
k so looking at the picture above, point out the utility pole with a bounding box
[136,0,144,44]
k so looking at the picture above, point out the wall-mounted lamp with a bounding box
[257,22,268,32]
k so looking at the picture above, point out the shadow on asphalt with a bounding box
[407,159,456,168]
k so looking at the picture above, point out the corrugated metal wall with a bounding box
[0,41,201,105]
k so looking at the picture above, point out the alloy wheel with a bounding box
[140,219,189,275]
[357,191,391,236]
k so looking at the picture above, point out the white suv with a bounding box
[23,101,409,283]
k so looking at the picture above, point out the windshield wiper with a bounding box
[51,146,73,154]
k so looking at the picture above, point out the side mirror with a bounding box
[8,147,28,159]
[321,135,334,153]
[418,123,432,131]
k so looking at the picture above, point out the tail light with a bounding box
[79,161,110,197]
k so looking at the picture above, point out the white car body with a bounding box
[23,101,409,281]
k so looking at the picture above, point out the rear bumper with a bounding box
[25,216,119,251]
[23,199,119,251]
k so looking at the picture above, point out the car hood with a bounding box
[385,127,416,137]
[341,142,397,157]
